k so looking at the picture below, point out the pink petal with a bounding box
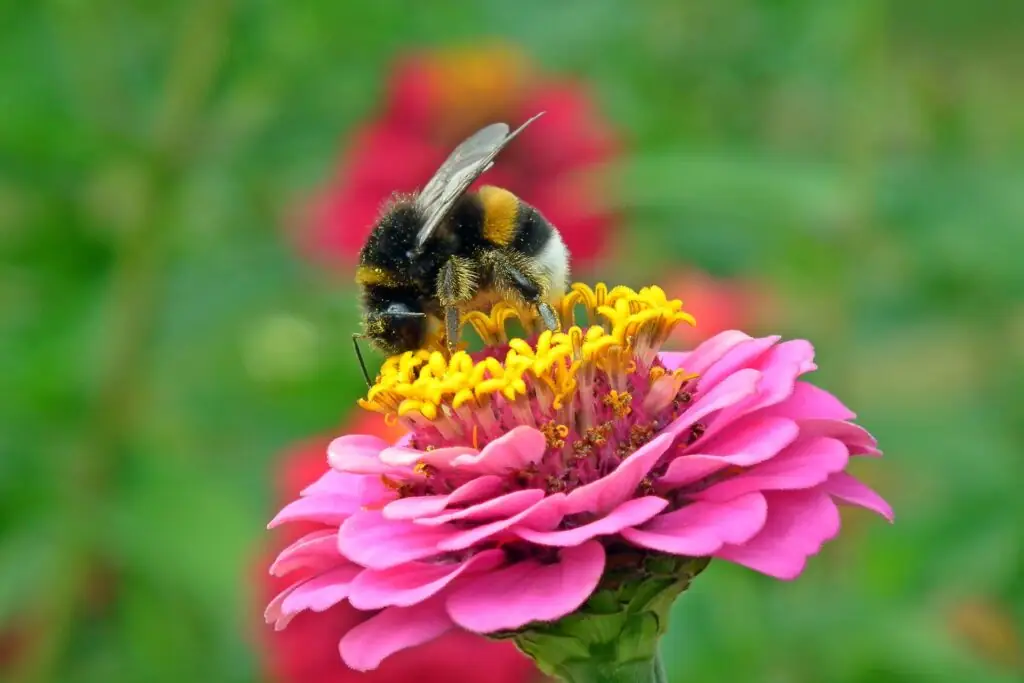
[264,584,298,630]
[279,564,363,616]
[437,493,566,552]
[699,341,823,444]
[659,453,764,489]
[621,492,767,555]
[735,340,818,416]
[759,339,817,376]
[327,434,396,475]
[338,510,453,569]
[381,494,453,521]
[300,470,395,508]
[301,470,357,496]
[715,488,841,579]
[379,444,478,469]
[416,489,546,526]
[514,497,669,546]
[268,494,362,528]
[696,436,849,502]
[661,417,799,488]
[698,335,780,391]
[349,549,506,610]
[662,330,753,374]
[663,368,762,441]
[758,382,856,421]
[340,595,455,671]
[449,426,547,474]
[799,419,880,456]
[657,351,689,372]
[269,530,340,576]
[446,541,606,632]
[823,472,893,521]
[381,475,505,520]
[563,434,674,515]
[695,415,800,459]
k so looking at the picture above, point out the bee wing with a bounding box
[413,112,544,250]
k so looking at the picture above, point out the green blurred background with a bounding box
[2,1,1021,682]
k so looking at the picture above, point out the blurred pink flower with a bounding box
[259,412,539,683]
[265,285,891,671]
[297,44,621,269]
[664,268,779,346]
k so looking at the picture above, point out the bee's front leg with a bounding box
[436,257,478,354]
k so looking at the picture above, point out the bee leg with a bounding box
[444,307,460,355]
[436,257,477,354]
[536,301,560,332]
[490,256,561,332]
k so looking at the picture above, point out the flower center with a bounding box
[360,284,698,494]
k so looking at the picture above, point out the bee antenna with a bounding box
[351,333,372,388]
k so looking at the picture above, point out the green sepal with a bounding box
[499,553,710,680]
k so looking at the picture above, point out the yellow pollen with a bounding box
[358,283,696,423]
[629,423,656,449]
[541,422,569,449]
[603,390,633,418]
[638,477,655,496]
[584,422,613,448]
[380,475,409,497]
[546,476,567,493]
[413,462,436,477]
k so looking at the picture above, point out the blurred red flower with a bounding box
[663,268,779,347]
[299,44,621,270]
[258,410,541,683]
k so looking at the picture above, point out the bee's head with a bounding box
[366,302,427,356]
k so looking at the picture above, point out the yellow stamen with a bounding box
[584,422,613,447]
[358,283,696,423]
[413,462,436,477]
[540,422,569,449]
[603,390,633,418]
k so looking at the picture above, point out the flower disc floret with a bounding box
[360,284,696,449]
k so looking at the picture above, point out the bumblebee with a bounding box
[353,113,570,384]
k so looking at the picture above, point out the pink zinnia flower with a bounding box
[298,44,621,269]
[266,283,891,677]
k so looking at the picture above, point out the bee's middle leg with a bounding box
[436,257,477,354]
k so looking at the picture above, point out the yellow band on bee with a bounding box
[356,265,404,288]
[478,185,520,246]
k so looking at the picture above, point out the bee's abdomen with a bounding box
[509,203,554,256]
[477,185,552,256]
